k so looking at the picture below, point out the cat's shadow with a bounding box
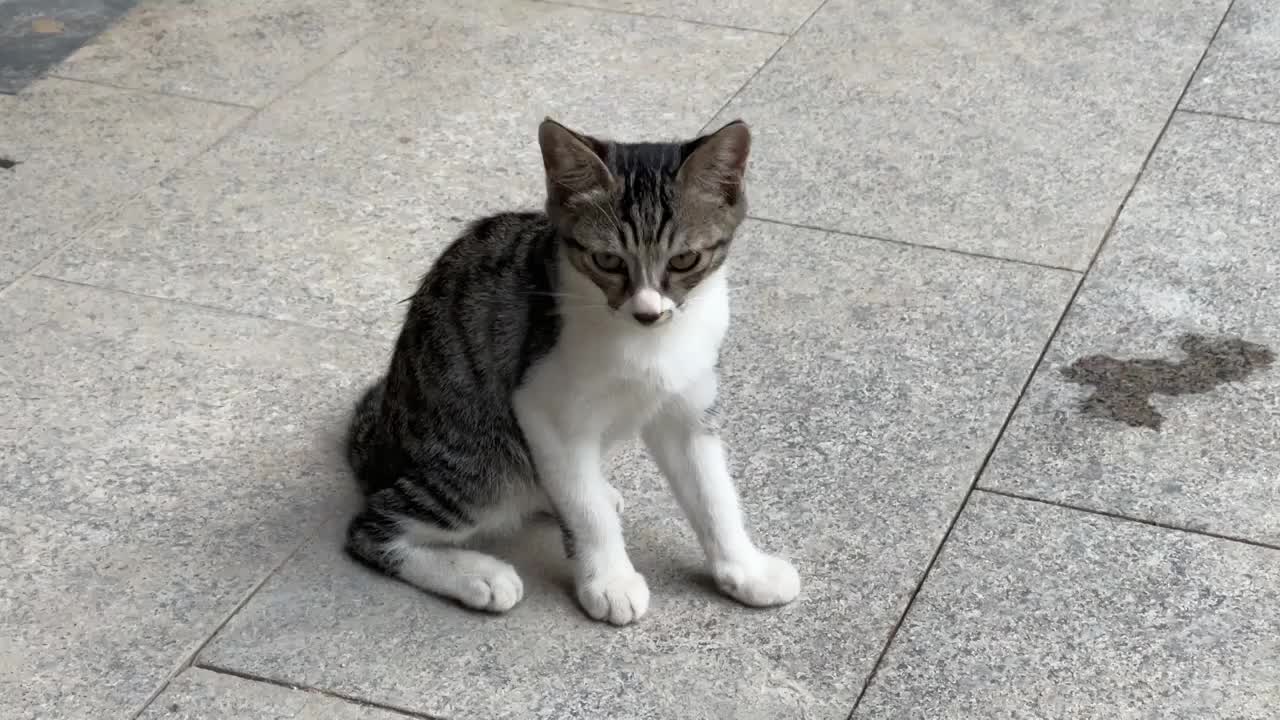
[468,515,732,609]
[471,516,577,597]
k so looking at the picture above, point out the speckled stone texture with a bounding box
[0,0,136,93]
[0,78,246,289]
[38,1,783,338]
[1184,0,1280,124]
[708,0,1230,269]
[9,0,1280,717]
[52,0,413,107]
[0,278,381,720]
[138,669,409,720]
[981,113,1280,545]
[854,492,1280,720]
[560,0,823,33]
[196,221,1076,720]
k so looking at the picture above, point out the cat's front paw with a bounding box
[577,568,649,626]
[457,559,524,613]
[712,552,800,608]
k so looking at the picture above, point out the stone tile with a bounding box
[855,492,1280,719]
[198,221,1077,720]
[0,0,138,94]
[51,0,396,107]
[0,278,381,720]
[558,0,821,33]
[981,113,1280,544]
[0,78,246,289]
[1184,0,1280,124]
[40,1,783,338]
[139,668,409,719]
[711,0,1229,269]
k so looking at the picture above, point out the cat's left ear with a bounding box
[678,120,751,207]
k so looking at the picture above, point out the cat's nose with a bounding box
[630,288,664,326]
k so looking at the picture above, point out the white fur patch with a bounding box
[512,257,799,623]
[388,538,525,613]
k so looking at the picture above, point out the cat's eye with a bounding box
[592,252,625,273]
[667,251,701,273]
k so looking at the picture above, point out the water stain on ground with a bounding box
[1060,333,1275,430]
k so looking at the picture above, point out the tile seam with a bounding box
[118,17,406,720]
[191,664,447,720]
[974,488,1280,553]
[747,215,1083,274]
[694,0,833,135]
[534,0,791,36]
[844,1,1242,715]
[28,274,387,344]
[1176,106,1280,128]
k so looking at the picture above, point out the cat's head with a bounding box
[537,118,750,326]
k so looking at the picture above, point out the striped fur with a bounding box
[345,119,800,622]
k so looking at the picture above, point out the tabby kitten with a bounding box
[345,118,800,625]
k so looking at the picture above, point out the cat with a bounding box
[344,117,800,626]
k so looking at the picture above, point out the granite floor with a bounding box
[2,1,1278,719]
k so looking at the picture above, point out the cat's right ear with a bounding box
[538,118,613,210]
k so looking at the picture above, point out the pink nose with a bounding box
[632,288,662,317]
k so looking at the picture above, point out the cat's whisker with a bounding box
[551,305,614,316]
[521,290,602,302]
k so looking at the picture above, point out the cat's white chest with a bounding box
[515,270,730,445]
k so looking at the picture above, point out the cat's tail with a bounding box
[345,379,386,492]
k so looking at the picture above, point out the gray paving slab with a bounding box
[555,0,821,33]
[0,77,247,290]
[1184,0,1280,124]
[854,492,1280,720]
[138,669,409,720]
[6,1,1277,718]
[38,0,783,338]
[0,278,381,720]
[0,0,137,94]
[981,112,1280,545]
[709,0,1230,269]
[197,220,1077,720]
[51,0,406,107]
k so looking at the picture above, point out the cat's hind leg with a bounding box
[346,485,525,613]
